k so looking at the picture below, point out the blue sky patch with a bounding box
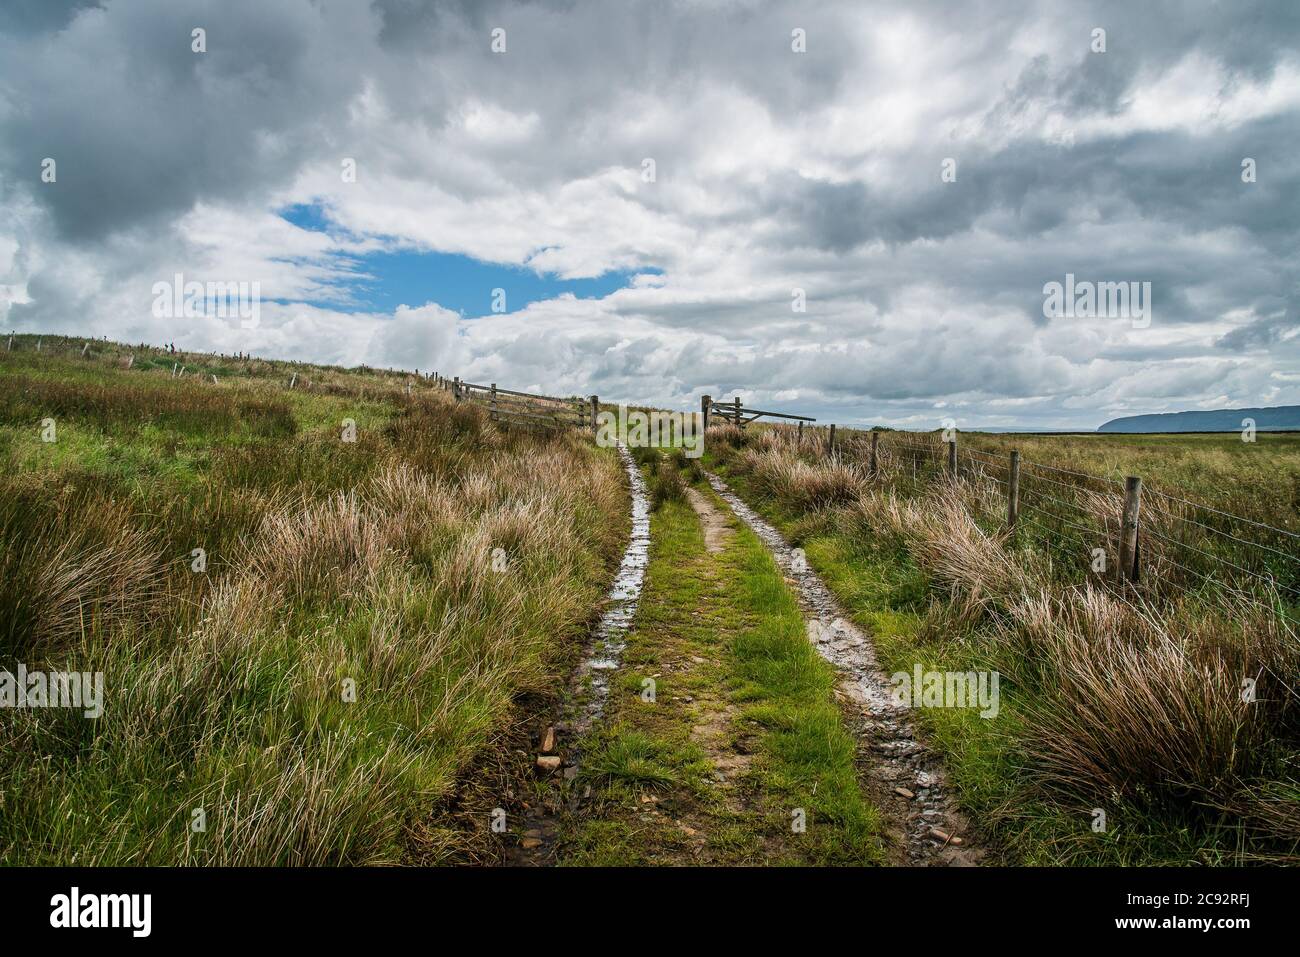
[278,203,654,315]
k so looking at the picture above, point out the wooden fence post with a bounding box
[490,383,497,421]
[827,424,836,453]
[870,431,879,476]
[1118,476,1143,583]
[453,376,461,401]
[947,438,957,476]
[797,420,803,445]
[590,395,599,435]
[1007,450,1020,531]
[701,394,711,432]
[734,395,742,428]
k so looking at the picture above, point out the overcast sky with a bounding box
[1,0,1297,429]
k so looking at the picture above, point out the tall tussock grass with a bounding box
[709,427,1300,861]
[878,484,1043,618]
[996,589,1297,804]
[0,352,626,864]
[730,445,869,510]
[650,458,687,509]
[0,479,166,658]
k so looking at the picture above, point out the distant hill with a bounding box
[1098,406,1300,433]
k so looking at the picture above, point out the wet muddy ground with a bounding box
[508,450,977,866]
[565,445,651,734]
[508,445,650,864]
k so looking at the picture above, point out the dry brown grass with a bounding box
[0,491,166,657]
[837,480,1042,618]
[0,363,628,865]
[732,446,870,510]
[993,586,1297,814]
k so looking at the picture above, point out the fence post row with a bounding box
[1007,450,1020,532]
[441,385,1151,592]
[1118,476,1143,583]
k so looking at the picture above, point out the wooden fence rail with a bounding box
[701,393,816,430]
[443,375,597,434]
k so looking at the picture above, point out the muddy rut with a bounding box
[565,445,651,734]
[508,445,649,865]
[705,470,981,866]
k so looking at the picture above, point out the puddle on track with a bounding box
[565,444,651,732]
[508,444,649,866]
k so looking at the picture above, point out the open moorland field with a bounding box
[1,335,1297,867]
[0,336,626,865]
[961,431,1300,536]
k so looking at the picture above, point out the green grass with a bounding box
[0,339,628,865]
[564,456,884,866]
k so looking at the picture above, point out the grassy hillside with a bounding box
[0,335,627,864]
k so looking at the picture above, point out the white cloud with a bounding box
[1,0,1297,429]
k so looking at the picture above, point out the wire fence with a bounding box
[762,422,1300,620]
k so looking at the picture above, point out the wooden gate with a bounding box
[456,380,592,432]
